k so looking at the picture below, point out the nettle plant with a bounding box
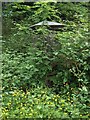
[2,25,89,96]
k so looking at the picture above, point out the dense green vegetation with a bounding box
[2,2,90,119]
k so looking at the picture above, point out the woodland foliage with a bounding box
[2,2,90,119]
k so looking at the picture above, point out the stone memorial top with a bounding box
[30,20,65,30]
